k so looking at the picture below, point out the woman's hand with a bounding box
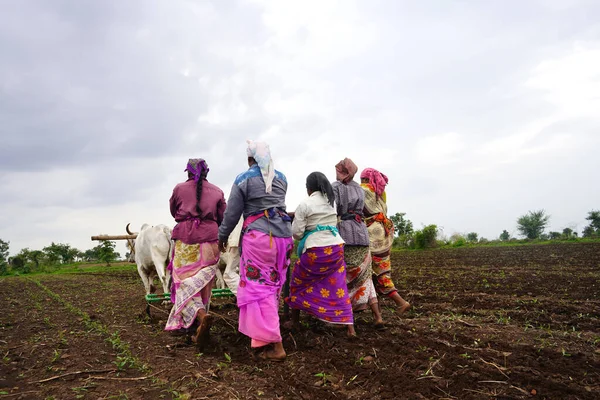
[218,240,227,253]
[288,211,295,220]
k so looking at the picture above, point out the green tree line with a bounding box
[390,209,600,250]
[0,240,120,275]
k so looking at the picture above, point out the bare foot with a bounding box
[347,325,357,338]
[374,319,386,331]
[191,314,213,349]
[398,302,411,315]
[258,348,286,362]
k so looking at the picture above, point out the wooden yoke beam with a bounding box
[91,234,138,241]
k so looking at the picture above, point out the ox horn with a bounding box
[126,223,134,235]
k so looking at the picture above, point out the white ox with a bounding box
[126,217,243,296]
[214,216,243,295]
[126,223,172,295]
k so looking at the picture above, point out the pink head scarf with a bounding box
[360,168,388,197]
[335,158,358,184]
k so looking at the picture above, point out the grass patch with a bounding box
[0,262,135,279]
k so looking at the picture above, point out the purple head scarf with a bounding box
[184,158,209,182]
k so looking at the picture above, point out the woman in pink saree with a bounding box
[218,141,293,362]
[165,158,226,349]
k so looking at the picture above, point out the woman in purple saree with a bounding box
[286,172,356,337]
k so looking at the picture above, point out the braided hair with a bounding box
[195,168,209,215]
[306,172,335,206]
[185,158,210,215]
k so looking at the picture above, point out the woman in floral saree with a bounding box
[287,172,356,337]
[165,158,227,348]
[360,168,411,313]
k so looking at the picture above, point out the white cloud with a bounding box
[250,0,376,69]
[415,132,466,167]
[526,43,600,119]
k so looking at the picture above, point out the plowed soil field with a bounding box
[1,243,599,399]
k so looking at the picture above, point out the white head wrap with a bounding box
[246,140,275,193]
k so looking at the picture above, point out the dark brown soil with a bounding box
[1,242,599,399]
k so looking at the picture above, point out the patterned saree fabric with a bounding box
[165,240,220,331]
[286,244,354,324]
[344,245,378,311]
[362,184,398,296]
[237,230,294,348]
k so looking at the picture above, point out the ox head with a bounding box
[125,223,136,263]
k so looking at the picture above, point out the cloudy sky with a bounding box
[1,0,599,255]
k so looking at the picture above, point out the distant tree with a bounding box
[0,239,9,275]
[549,231,561,240]
[413,225,438,249]
[584,210,600,236]
[14,248,30,270]
[42,242,80,265]
[65,247,80,264]
[499,230,510,241]
[94,241,119,266]
[447,233,466,247]
[29,250,44,270]
[15,248,32,272]
[10,256,25,271]
[390,213,414,237]
[450,233,466,247]
[42,243,62,265]
[517,210,550,239]
[467,232,478,243]
[562,227,574,239]
[83,248,98,261]
[582,225,596,238]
